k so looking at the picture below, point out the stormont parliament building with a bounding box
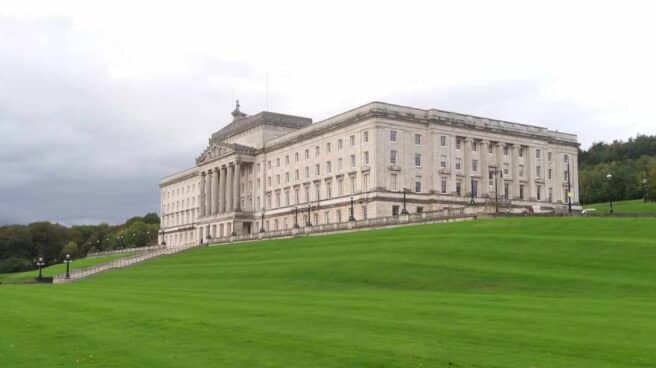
[159,101,580,247]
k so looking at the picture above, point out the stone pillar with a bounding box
[226,164,234,212]
[480,140,489,197]
[199,172,206,217]
[234,161,241,212]
[463,138,472,196]
[219,166,227,213]
[495,143,504,197]
[206,170,213,216]
[449,135,458,195]
[511,144,519,199]
[527,146,535,201]
[211,168,219,214]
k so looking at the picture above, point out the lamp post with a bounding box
[294,207,299,228]
[349,197,355,221]
[306,204,312,226]
[567,160,572,215]
[160,230,166,247]
[260,209,265,232]
[469,178,476,206]
[401,188,408,215]
[36,257,45,280]
[606,173,614,214]
[64,254,72,279]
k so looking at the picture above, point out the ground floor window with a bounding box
[504,183,509,199]
[537,185,542,201]
[456,182,462,196]
[416,206,423,214]
[392,205,400,216]
[519,184,525,200]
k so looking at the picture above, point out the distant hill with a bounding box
[579,134,656,204]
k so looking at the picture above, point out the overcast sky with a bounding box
[1,0,655,225]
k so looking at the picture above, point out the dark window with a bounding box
[392,205,400,216]
[416,207,423,214]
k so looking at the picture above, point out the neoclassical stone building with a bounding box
[160,101,580,246]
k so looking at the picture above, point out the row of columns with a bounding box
[199,161,242,217]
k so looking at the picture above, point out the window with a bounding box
[350,154,356,168]
[276,158,280,167]
[326,142,331,153]
[315,164,320,176]
[548,169,552,180]
[326,161,332,173]
[415,134,422,145]
[267,176,271,187]
[362,206,368,220]
[305,149,310,159]
[294,188,299,204]
[268,161,272,169]
[504,145,509,155]
[350,135,355,146]
[440,136,447,146]
[295,152,299,162]
[364,151,369,165]
[472,160,478,172]
[390,150,398,165]
[548,152,552,161]
[338,139,343,150]
[441,179,447,194]
[415,176,422,193]
[337,209,342,222]
[338,179,344,195]
[285,155,290,165]
[456,181,462,196]
[504,183,509,199]
[519,165,524,177]
[315,183,321,200]
[519,147,524,157]
[315,146,320,157]
[391,173,398,191]
[536,149,541,159]
[488,170,494,182]
[564,170,569,181]
[472,142,477,152]
[390,130,397,142]
[488,144,493,154]
[548,187,553,202]
[519,184,525,200]
[305,166,310,178]
[392,205,400,216]
[537,185,542,201]
[363,131,369,143]
[415,153,422,167]
[564,154,569,163]
[285,172,290,183]
[536,166,541,178]
[363,174,369,191]
[285,190,290,205]
[472,180,478,197]
[455,158,462,170]
[456,139,461,150]
[416,206,423,214]
[276,174,280,185]
[503,163,509,175]
[350,176,356,193]
[326,182,332,198]
[440,155,447,168]
[338,158,343,171]
[295,169,299,181]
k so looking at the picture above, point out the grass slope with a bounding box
[584,198,656,214]
[1,217,655,367]
[0,255,126,284]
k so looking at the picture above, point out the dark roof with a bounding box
[210,111,312,143]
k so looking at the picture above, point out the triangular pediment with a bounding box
[195,142,256,165]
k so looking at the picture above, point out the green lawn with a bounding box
[584,198,656,214]
[0,254,126,284]
[1,217,655,367]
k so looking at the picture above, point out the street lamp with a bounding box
[349,197,355,221]
[401,188,408,215]
[64,254,72,279]
[260,209,265,232]
[36,257,45,280]
[567,160,572,215]
[294,207,300,228]
[606,173,614,214]
[160,231,166,247]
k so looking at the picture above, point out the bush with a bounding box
[0,257,34,273]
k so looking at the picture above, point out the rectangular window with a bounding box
[390,150,398,165]
[519,147,524,157]
[338,139,343,150]
[440,155,447,168]
[415,176,422,193]
[519,165,524,177]
[390,130,397,142]
[536,166,541,178]
[415,153,422,167]
[456,181,462,196]
[326,142,331,153]
[276,174,280,185]
[416,206,423,214]
[364,151,369,165]
[350,176,356,194]
[295,152,299,162]
[326,161,332,173]
[286,172,290,183]
[363,131,369,143]
[472,142,477,152]
[472,160,478,172]
[338,179,344,195]
[441,179,447,194]
[305,166,309,178]
[391,173,398,191]
[537,185,542,201]
[503,163,509,175]
[326,182,332,198]
[305,149,309,159]
[548,169,552,180]
[504,146,509,156]
[285,190,290,205]
[315,146,320,157]
[350,135,355,146]
[548,152,552,161]
[472,180,478,197]
[295,169,299,180]
[564,154,569,163]
[415,134,422,145]
[536,149,541,159]
[392,205,400,216]
[519,184,525,200]
[315,164,320,176]
[488,170,494,182]
[338,158,343,171]
[456,139,461,150]
[504,183,509,199]
[548,187,553,202]
[456,158,462,170]
[363,174,369,191]
[440,136,447,146]
[350,154,356,168]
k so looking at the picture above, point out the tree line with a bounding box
[0,213,160,273]
[579,134,656,204]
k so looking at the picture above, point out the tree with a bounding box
[143,213,160,225]
[61,241,79,258]
[647,165,656,201]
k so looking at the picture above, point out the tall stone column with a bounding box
[463,138,472,196]
[495,143,504,197]
[449,135,458,195]
[212,167,220,214]
[526,146,535,201]
[206,170,213,216]
[199,172,206,217]
[480,140,489,197]
[219,166,227,213]
[226,164,234,212]
[234,161,241,212]
[511,144,519,199]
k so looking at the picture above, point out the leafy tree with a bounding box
[143,213,160,225]
[61,241,79,258]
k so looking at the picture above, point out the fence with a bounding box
[87,245,164,258]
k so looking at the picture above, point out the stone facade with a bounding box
[159,101,580,247]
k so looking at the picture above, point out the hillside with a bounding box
[1,218,655,367]
[583,198,656,214]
